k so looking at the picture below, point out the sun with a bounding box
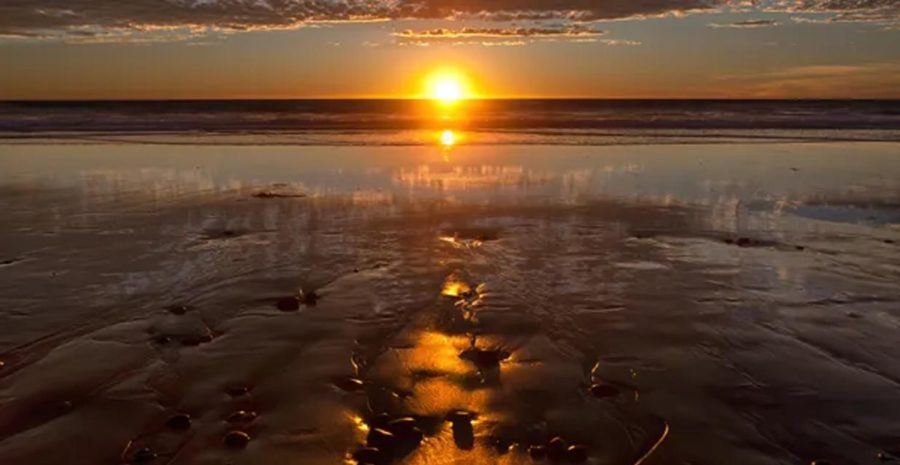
[425,69,471,105]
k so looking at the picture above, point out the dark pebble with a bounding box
[548,437,568,461]
[810,461,832,465]
[452,419,474,450]
[886,239,896,244]
[133,447,157,463]
[225,385,250,397]
[0,360,5,370]
[567,445,589,463]
[222,230,236,237]
[165,413,191,430]
[223,430,251,449]
[460,348,511,370]
[276,297,300,312]
[877,451,893,461]
[590,383,620,399]
[166,305,189,315]
[367,428,396,453]
[180,334,213,346]
[736,237,753,247]
[227,410,258,424]
[529,444,548,459]
[152,335,172,345]
[795,245,805,251]
[723,238,734,244]
[334,377,365,392]
[386,417,418,435]
[352,447,385,465]
[492,436,513,454]
[447,410,473,424]
[301,290,319,306]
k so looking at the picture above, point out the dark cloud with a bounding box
[393,25,607,39]
[0,0,896,41]
[759,0,899,24]
[709,18,781,27]
[0,0,726,39]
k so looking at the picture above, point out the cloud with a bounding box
[1,0,896,43]
[0,0,728,40]
[708,18,781,27]
[758,0,899,25]
[390,26,644,46]
[716,62,900,97]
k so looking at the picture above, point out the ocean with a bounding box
[2,99,899,145]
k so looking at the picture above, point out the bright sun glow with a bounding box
[440,129,456,146]
[426,69,471,104]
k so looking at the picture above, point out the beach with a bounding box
[0,140,899,465]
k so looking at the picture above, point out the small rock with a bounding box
[590,383,620,399]
[386,418,423,447]
[736,237,753,247]
[447,410,474,424]
[133,447,157,463]
[367,428,396,453]
[460,348,510,370]
[276,297,300,312]
[227,410,258,424]
[885,239,896,245]
[165,413,191,430]
[152,335,172,345]
[877,451,893,461]
[451,417,474,450]
[528,444,548,459]
[352,447,385,465]
[166,305,189,315]
[795,245,805,251]
[301,290,319,306]
[567,445,589,463]
[0,360,5,370]
[491,436,513,454]
[810,460,832,465]
[224,430,251,449]
[548,437,568,461]
[334,377,364,392]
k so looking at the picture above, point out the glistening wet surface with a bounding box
[0,142,899,465]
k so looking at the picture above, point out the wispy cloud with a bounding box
[709,19,781,27]
[716,62,900,98]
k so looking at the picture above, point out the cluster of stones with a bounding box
[352,415,426,465]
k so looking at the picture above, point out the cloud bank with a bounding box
[0,0,896,41]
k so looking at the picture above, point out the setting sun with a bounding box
[425,69,471,105]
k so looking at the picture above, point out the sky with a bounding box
[0,0,898,99]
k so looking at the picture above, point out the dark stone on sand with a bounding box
[352,447,385,465]
[276,296,301,311]
[447,410,474,424]
[166,305,189,315]
[227,410,258,424]
[133,447,157,463]
[736,237,753,247]
[152,335,172,345]
[548,437,568,461]
[529,444,548,459]
[810,460,832,465]
[301,289,319,306]
[386,417,424,449]
[452,420,474,450]
[222,229,237,237]
[460,348,511,370]
[224,430,251,449]
[366,428,396,453]
[0,360,5,370]
[590,383,620,399]
[886,239,896,244]
[225,385,250,397]
[165,413,191,430]
[567,445,589,463]
[723,238,734,244]
[795,245,805,251]
[877,451,893,461]
[334,377,364,392]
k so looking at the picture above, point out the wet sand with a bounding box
[0,142,899,465]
